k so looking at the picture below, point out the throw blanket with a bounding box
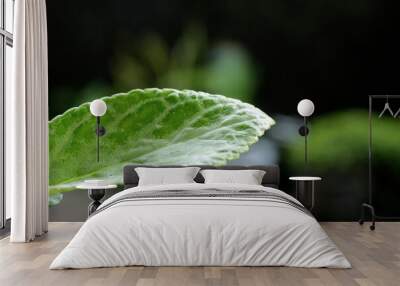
[91,189,311,218]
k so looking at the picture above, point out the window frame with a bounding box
[0,0,13,230]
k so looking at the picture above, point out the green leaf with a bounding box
[49,193,63,207]
[49,88,275,198]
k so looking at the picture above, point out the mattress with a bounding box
[50,183,351,269]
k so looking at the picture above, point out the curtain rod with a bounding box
[369,95,400,98]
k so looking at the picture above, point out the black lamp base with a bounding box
[96,125,106,136]
[298,126,309,136]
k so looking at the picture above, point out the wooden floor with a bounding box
[0,222,399,286]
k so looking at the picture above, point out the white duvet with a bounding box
[50,183,351,269]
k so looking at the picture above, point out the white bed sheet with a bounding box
[50,183,350,269]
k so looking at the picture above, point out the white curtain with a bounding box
[8,0,49,242]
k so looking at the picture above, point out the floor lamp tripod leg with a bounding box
[359,203,375,231]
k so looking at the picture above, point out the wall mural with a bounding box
[49,89,274,205]
[47,0,400,221]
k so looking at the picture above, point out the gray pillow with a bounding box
[135,167,200,186]
[200,169,266,185]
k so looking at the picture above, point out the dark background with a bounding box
[47,0,400,221]
[47,0,400,116]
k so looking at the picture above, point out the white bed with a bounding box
[50,183,351,269]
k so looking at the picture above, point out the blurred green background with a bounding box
[47,0,400,221]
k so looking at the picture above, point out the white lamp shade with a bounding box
[297,99,315,117]
[90,99,107,117]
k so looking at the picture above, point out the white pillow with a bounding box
[135,167,200,186]
[200,169,266,185]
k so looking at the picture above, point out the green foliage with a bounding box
[284,110,400,172]
[111,25,257,103]
[200,44,257,103]
[50,25,259,119]
[49,88,274,203]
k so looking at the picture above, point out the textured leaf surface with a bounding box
[48,193,63,207]
[49,89,274,196]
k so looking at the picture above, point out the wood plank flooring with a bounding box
[0,222,399,286]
